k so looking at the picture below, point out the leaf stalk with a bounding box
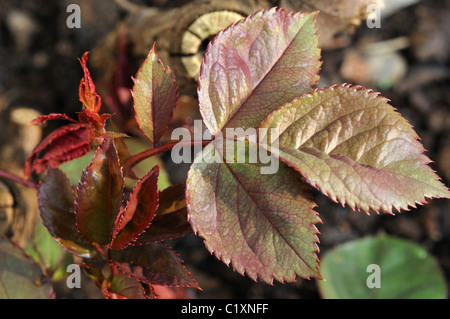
[0,169,37,189]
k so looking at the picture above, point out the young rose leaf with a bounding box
[28,113,78,126]
[102,272,146,299]
[186,142,321,283]
[38,168,96,258]
[79,52,101,114]
[198,8,321,136]
[134,209,191,244]
[24,123,91,178]
[101,131,129,139]
[110,165,159,250]
[134,183,192,244]
[77,108,114,136]
[110,242,199,289]
[260,84,450,213]
[76,139,124,245]
[132,44,178,146]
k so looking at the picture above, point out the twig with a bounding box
[123,139,211,172]
[0,169,37,189]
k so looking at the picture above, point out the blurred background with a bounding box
[0,0,449,298]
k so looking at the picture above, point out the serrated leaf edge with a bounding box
[110,165,160,250]
[110,242,201,289]
[185,149,323,284]
[74,139,125,245]
[197,7,321,135]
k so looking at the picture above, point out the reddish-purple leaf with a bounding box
[155,183,186,217]
[110,165,159,250]
[186,142,321,283]
[134,183,192,244]
[260,84,450,213]
[110,242,199,289]
[37,168,96,258]
[198,8,321,135]
[28,113,78,126]
[76,139,124,245]
[24,123,91,178]
[132,44,178,146]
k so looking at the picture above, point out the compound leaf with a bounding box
[260,84,450,213]
[186,142,321,283]
[76,139,124,245]
[133,45,178,146]
[198,8,321,135]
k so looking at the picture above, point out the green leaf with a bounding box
[24,216,69,279]
[260,84,450,213]
[318,235,448,299]
[186,142,321,283]
[38,168,96,258]
[59,150,95,185]
[59,138,172,191]
[0,237,54,299]
[110,242,199,289]
[198,8,320,135]
[76,139,124,245]
[110,165,159,250]
[133,45,178,146]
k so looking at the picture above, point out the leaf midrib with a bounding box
[221,160,316,274]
